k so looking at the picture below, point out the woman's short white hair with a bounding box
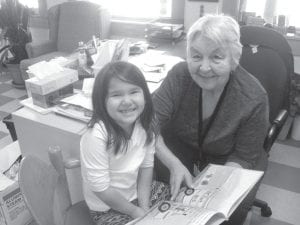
[187,14,242,70]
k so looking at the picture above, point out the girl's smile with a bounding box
[106,77,145,133]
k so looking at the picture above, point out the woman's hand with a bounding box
[169,160,194,200]
[155,135,194,200]
[130,206,147,219]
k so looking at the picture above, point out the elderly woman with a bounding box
[153,15,269,224]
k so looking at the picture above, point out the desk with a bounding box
[13,47,184,203]
[294,56,300,74]
[286,35,300,57]
[13,107,87,203]
[286,36,300,74]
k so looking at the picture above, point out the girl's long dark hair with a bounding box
[89,61,157,154]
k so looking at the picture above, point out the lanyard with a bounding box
[196,75,231,167]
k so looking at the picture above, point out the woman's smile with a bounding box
[198,73,218,79]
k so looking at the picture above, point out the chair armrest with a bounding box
[64,159,81,169]
[48,147,81,173]
[273,109,288,126]
[264,109,288,152]
[26,40,56,58]
[48,147,66,176]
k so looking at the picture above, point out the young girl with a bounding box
[80,61,165,225]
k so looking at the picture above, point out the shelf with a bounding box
[145,18,184,44]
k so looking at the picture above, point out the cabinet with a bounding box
[13,107,87,204]
[145,18,184,45]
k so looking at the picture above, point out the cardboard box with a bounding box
[31,84,74,108]
[0,142,32,225]
[0,182,32,225]
[25,68,78,96]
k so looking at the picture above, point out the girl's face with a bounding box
[187,35,232,91]
[106,77,145,132]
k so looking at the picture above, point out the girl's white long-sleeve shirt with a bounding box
[80,121,155,212]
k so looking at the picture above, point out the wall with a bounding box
[221,0,240,19]
[38,0,241,38]
[37,0,67,16]
[110,20,147,38]
[111,0,186,38]
[172,0,185,20]
[184,0,223,32]
[46,0,67,9]
[183,0,244,32]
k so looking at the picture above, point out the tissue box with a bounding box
[25,68,78,96]
[0,182,32,225]
[31,84,74,108]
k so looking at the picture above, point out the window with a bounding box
[89,0,172,19]
[276,0,300,27]
[245,0,300,27]
[16,0,171,19]
[19,0,38,8]
[245,0,266,17]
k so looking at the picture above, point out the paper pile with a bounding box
[92,39,129,75]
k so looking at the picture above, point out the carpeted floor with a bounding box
[245,140,300,225]
[0,72,27,149]
[0,72,299,225]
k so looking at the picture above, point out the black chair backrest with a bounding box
[239,26,293,122]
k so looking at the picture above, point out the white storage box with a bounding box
[0,142,32,225]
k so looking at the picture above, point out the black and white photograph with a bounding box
[0,0,299,225]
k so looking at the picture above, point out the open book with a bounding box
[128,164,264,225]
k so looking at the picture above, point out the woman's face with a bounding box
[187,35,232,91]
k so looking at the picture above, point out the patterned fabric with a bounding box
[90,181,171,225]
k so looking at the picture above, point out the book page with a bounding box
[128,201,225,225]
[175,164,263,218]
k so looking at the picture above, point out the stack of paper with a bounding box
[52,92,93,123]
[92,39,130,75]
[53,105,91,123]
[82,78,95,97]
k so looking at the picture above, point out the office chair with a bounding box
[18,151,94,225]
[240,25,293,217]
